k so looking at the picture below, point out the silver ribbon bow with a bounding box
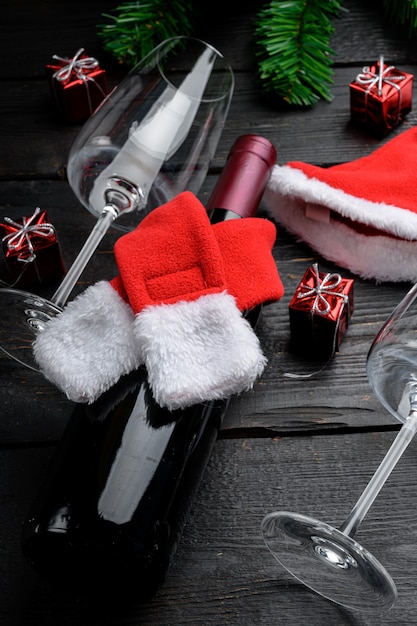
[356,55,404,97]
[52,48,99,83]
[2,207,55,263]
[297,263,348,316]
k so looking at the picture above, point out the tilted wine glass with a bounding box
[261,282,417,613]
[0,36,234,370]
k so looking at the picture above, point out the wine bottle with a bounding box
[21,134,277,601]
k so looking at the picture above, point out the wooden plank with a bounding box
[2,431,416,625]
[0,0,120,79]
[2,0,416,80]
[1,64,416,179]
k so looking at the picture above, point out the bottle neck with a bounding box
[205,135,276,219]
[207,207,242,223]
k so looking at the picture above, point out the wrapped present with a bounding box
[289,264,354,358]
[0,208,66,288]
[46,48,108,123]
[349,55,413,136]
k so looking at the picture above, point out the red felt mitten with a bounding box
[114,192,274,410]
[212,217,283,311]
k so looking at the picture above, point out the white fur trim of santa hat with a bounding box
[264,127,417,283]
[33,281,142,403]
[135,291,267,411]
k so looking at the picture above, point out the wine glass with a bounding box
[0,36,234,370]
[261,281,417,613]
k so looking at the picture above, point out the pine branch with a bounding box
[97,0,195,66]
[254,0,343,106]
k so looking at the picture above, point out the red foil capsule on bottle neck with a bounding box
[206,134,277,219]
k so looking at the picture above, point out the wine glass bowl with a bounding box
[261,282,417,613]
[0,36,234,370]
[67,36,234,230]
[366,284,417,424]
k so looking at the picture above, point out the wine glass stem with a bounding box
[339,411,417,537]
[50,206,117,309]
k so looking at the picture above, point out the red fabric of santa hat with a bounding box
[264,127,417,283]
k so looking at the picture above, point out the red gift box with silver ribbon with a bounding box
[0,208,66,288]
[349,56,413,136]
[46,48,109,123]
[289,264,354,357]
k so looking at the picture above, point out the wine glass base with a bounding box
[261,511,397,613]
[0,288,62,371]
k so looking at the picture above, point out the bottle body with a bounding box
[21,135,276,599]
[22,368,227,599]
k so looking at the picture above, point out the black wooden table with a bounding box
[2,1,417,624]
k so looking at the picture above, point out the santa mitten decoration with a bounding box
[115,191,271,410]
[264,126,417,283]
[33,192,283,406]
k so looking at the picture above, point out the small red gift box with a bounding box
[0,208,66,288]
[289,264,354,358]
[349,56,413,136]
[46,48,108,123]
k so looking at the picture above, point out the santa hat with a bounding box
[264,126,417,283]
[34,192,283,408]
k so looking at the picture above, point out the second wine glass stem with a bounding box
[51,207,118,309]
[339,411,417,538]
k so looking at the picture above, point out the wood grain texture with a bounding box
[2,0,417,624]
[2,433,417,625]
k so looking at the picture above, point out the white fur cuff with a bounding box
[266,164,417,239]
[33,281,143,403]
[134,291,267,410]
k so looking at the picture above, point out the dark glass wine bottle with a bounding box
[21,134,277,601]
